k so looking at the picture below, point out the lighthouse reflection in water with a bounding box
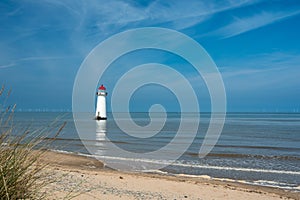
[95,120,107,156]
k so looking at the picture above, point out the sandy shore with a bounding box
[39,151,299,200]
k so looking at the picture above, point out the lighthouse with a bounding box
[95,84,107,120]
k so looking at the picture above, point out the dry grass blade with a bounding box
[0,86,67,199]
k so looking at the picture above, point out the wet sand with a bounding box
[40,151,300,200]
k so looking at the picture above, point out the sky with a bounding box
[0,0,300,112]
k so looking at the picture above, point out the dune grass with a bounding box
[0,86,66,199]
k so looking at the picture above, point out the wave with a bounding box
[174,174,300,191]
[85,154,300,175]
[44,137,300,152]
[186,152,300,161]
[215,144,300,151]
[43,137,129,144]
[48,138,300,162]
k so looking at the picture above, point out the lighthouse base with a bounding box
[95,116,107,120]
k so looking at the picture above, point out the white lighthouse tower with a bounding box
[95,84,107,120]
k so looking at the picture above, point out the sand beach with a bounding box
[40,151,299,200]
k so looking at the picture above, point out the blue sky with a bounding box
[0,0,299,112]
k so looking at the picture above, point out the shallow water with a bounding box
[11,112,300,191]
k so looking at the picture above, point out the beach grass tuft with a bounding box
[0,86,66,199]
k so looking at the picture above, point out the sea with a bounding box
[10,112,300,192]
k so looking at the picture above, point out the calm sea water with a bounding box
[11,112,300,191]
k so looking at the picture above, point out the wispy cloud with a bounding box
[210,9,300,39]
[0,63,15,69]
[0,56,68,69]
[220,52,300,90]
[9,0,256,57]
[30,0,260,35]
[0,0,265,57]
[140,0,256,30]
[222,52,300,69]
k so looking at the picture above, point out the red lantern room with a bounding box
[99,84,106,90]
